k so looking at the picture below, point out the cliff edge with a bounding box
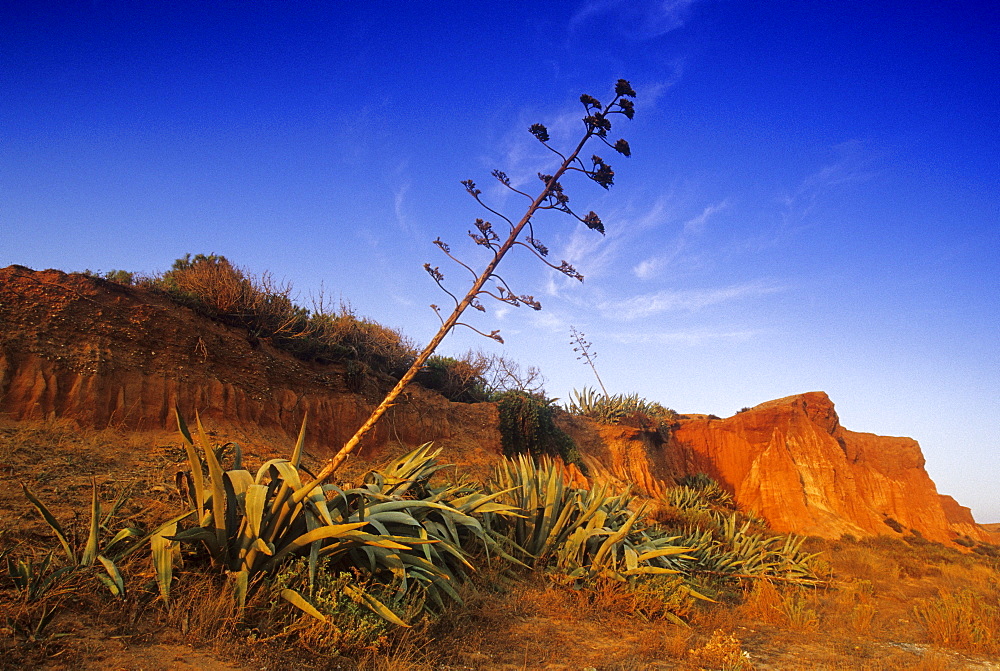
[1,265,993,545]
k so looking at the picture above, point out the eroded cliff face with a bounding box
[561,392,993,545]
[674,394,967,542]
[0,266,501,476]
[1,266,992,544]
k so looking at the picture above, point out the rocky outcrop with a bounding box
[564,392,993,545]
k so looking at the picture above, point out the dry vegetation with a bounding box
[2,421,1000,670]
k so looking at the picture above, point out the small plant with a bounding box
[415,354,491,403]
[4,551,74,603]
[271,559,421,657]
[570,326,608,395]
[687,629,754,670]
[19,478,167,599]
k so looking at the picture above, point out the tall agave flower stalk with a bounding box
[305,80,637,487]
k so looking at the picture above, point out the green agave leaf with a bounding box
[21,484,75,564]
[81,479,101,567]
[195,412,229,562]
[111,511,193,565]
[103,527,141,557]
[625,545,639,572]
[174,408,206,516]
[97,555,125,597]
[232,570,249,609]
[267,521,375,566]
[637,547,694,562]
[622,566,682,576]
[253,537,273,555]
[244,484,269,539]
[167,527,218,544]
[364,510,422,528]
[151,522,177,602]
[224,470,254,498]
[344,583,410,627]
[280,588,326,622]
[289,414,308,469]
[254,458,293,483]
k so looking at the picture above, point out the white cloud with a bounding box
[609,328,760,346]
[605,281,782,320]
[777,140,878,235]
[393,181,411,232]
[684,200,727,235]
[569,0,700,40]
[631,199,727,279]
[633,257,662,280]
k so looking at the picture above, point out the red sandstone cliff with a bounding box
[670,393,997,544]
[559,393,994,545]
[1,266,993,544]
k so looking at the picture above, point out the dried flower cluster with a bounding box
[425,79,637,343]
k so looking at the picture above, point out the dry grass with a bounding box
[913,589,1000,653]
[686,629,753,670]
[736,580,820,631]
[4,423,1000,670]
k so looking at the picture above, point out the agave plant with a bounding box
[169,412,523,621]
[490,454,695,582]
[168,411,428,616]
[676,513,824,586]
[665,483,734,514]
[566,386,676,428]
[324,444,523,609]
[19,478,186,599]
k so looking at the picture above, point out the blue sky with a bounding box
[3,1,998,521]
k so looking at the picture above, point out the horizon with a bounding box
[3,2,998,522]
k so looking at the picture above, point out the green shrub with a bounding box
[415,355,490,403]
[306,307,416,378]
[882,516,904,534]
[271,559,421,657]
[495,391,583,468]
[154,253,312,342]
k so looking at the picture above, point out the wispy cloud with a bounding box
[609,328,760,346]
[777,140,878,236]
[389,159,429,243]
[393,181,411,232]
[633,199,727,279]
[569,0,700,40]
[604,281,783,320]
